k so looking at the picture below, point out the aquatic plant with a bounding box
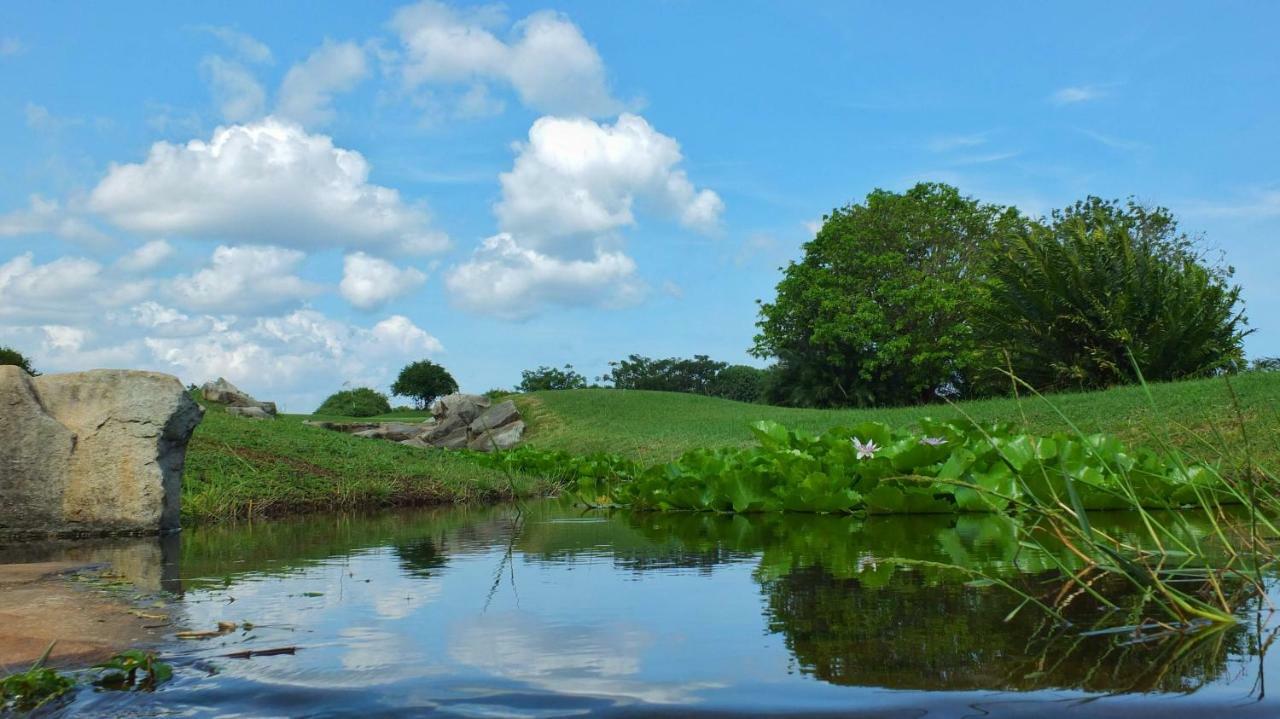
[93,650,173,691]
[0,645,74,712]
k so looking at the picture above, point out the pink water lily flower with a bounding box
[851,437,880,460]
[919,436,948,447]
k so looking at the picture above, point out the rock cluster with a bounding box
[201,377,277,419]
[307,393,525,452]
[0,367,204,537]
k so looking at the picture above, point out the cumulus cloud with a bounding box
[169,244,320,314]
[202,26,273,65]
[0,195,111,246]
[445,233,643,319]
[497,114,723,252]
[391,0,622,117]
[115,240,175,273]
[340,252,426,310]
[202,55,267,122]
[88,117,448,254]
[277,40,369,126]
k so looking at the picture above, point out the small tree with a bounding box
[602,354,727,394]
[981,198,1248,391]
[315,387,392,417]
[391,360,458,409]
[0,346,37,375]
[709,364,768,403]
[519,364,588,392]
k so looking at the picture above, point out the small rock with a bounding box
[227,406,272,420]
[201,377,277,415]
[468,420,525,452]
[434,427,471,449]
[429,393,490,424]
[400,438,433,449]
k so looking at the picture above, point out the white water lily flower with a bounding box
[851,437,880,460]
[919,436,948,447]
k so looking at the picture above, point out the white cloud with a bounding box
[0,253,103,312]
[277,40,369,126]
[925,132,989,152]
[202,55,267,122]
[25,103,82,133]
[340,252,426,310]
[202,26,273,65]
[0,195,111,246]
[1184,188,1280,220]
[391,1,622,117]
[169,244,319,314]
[445,233,643,319]
[0,37,23,57]
[115,240,175,273]
[88,117,448,254]
[1050,85,1107,105]
[497,113,723,252]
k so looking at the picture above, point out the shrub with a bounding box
[0,346,37,375]
[1251,357,1280,372]
[391,360,458,409]
[603,354,727,394]
[753,183,1021,407]
[518,364,588,392]
[315,387,392,417]
[709,364,768,403]
[981,198,1249,391]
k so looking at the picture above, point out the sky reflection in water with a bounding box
[41,501,1280,717]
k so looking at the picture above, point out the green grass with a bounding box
[515,371,1280,465]
[183,402,551,523]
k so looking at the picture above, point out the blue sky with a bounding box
[2,1,1277,411]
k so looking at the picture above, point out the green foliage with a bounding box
[93,650,172,692]
[603,354,728,394]
[754,183,1021,407]
[519,364,588,392]
[1,649,74,712]
[1251,356,1280,372]
[708,364,768,403]
[391,359,458,409]
[487,418,1230,514]
[314,387,392,417]
[982,197,1249,391]
[0,345,38,375]
[483,388,515,400]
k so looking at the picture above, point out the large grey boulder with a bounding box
[469,400,520,435]
[467,420,525,452]
[352,422,421,442]
[0,367,204,537]
[201,377,277,416]
[430,393,490,424]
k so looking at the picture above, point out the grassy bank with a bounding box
[515,371,1280,465]
[183,403,551,523]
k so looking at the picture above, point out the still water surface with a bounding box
[20,500,1280,717]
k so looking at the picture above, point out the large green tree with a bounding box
[0,346,37,375]
[981,198,1249,391]
[753,183,1021,407]
[391,360,458,409]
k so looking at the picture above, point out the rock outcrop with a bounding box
[201,377,277,416]
[310,393,525,452]
[0,367,204,537]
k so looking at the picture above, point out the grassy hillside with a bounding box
[515,372,1280,466]
[183,403,551,523]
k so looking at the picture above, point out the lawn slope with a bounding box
[516,372,1280,465]
[183,403,550,522]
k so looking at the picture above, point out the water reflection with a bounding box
[29,501,1280,716]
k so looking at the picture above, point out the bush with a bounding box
[709,364,768,403]
[603,354,727,394]
[0,346,37,375]
[981,198,1249,391]
[391,360,458,409]
[753,183,1021,407]
[518,364,588,392]
[315,388,392,417]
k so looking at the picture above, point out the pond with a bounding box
[15,500,1280,717]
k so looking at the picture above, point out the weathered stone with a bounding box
[303,420,379,433]
[201,377,277,415]
[434,427,471,449]
[1,368,204,537]
[467,420,525,452]
[429,393,490,423]
[227,406,272,420]
[399,438,434,449]
[469,400,520,435]
[422,412,467,442]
